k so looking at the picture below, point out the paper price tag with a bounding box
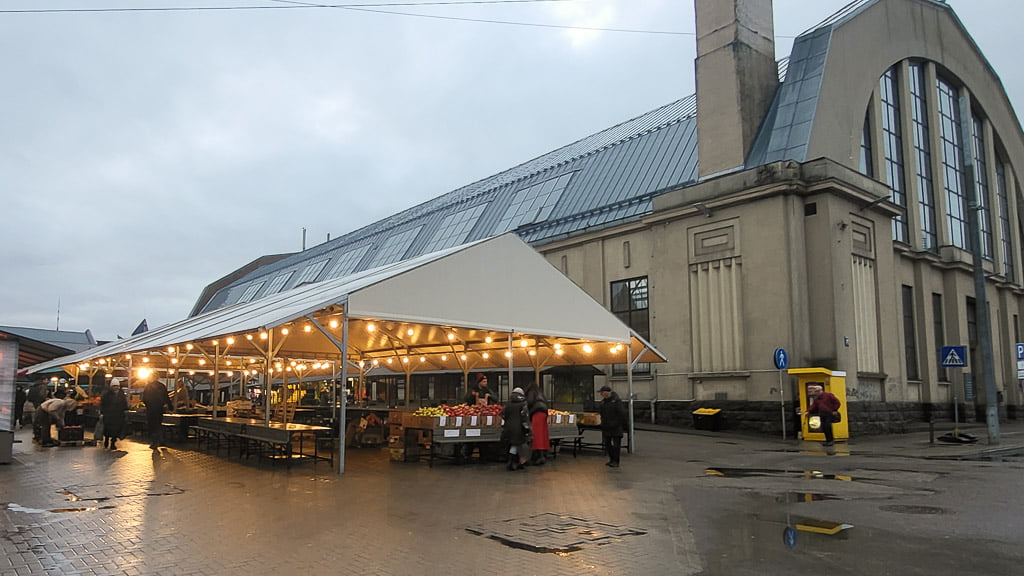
[555,414,563,424]
[466,429,481,437]
[443,429,460,438]
[455,417,463,427]
[568,414,576,424]
[470,416,478,426]
[439,416,447,426]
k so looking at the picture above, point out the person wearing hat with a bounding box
[463,373,496,406]
[598,385,628,468]
[501,387,531,471]
[100,379,129,450]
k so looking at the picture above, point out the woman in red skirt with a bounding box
[525,381,550,465]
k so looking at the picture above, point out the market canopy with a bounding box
[27,234,666,378]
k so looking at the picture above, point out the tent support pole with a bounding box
[264,330,274,425]
[627,343,635,454]
[337,314,349,475]
[507,333,514,398]
[306,313,350,475]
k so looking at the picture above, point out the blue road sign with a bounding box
[783,526,798,549]
[773,348,788,370]
[1016,343,1024,361]
[940,345,968,367]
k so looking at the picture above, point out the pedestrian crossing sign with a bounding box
[940,345,967,367]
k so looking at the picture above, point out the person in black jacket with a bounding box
[501,387,530,471]
[598,385,628,468]
[100,379,129,450]
[142,378,171,449]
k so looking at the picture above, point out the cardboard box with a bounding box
[581,413,601,426]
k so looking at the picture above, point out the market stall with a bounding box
[27,234,666,474]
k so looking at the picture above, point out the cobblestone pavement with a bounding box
[3,422,1023,576]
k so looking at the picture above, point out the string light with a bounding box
[582,344,593,354]
[226,337,235,345]
[281,328,289,335]
[482,352,490,359]
[198,359,206,366]
[367,323,376,332]
[420,356,426,363]
[260,332,268,340]
[329,320,339,329]
[460,354,467,361]
[485,336,493,344]
[407,328,414,336]
[246,334,253,341]
[304,325,312,333]
[441,355,448,361]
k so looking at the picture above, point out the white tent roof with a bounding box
[28,234,665,376]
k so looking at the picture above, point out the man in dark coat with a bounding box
[598,385,628,468]
[14,384,26,428]
[100,379,129,450]
[142,378,171,449]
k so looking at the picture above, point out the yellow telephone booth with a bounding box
[788,367,849,441]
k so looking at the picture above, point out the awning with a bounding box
[27,234,666,376]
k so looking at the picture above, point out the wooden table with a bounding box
[191,417,334,468]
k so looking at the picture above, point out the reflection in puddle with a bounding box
[705,467,853,482]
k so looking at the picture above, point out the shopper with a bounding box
[100,379,129,450]
[142,378,171,449]
[501,387,530,471]
[598,385,628,468]
[14,384,26,429]
[36,389,75,447]
[26,380,49,429]
[525,380,549,465]
[805,384,841,446]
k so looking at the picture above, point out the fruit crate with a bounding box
[547,412,576,426]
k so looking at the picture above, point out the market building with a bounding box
[188,0,1024,434]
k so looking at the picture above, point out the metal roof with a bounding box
[196,96,698,315]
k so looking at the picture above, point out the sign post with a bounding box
[774,348,788,440]
[940,345,968,437]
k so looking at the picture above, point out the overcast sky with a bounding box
[2,0,1022,341]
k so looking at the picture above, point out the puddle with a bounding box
[775,492,843,502]
[879,504,945,515]
[705,467,853,482]
[50,506,117,513]
[7,503,47,514]
[485,534,583,554]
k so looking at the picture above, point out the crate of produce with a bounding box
[581,413,601,426]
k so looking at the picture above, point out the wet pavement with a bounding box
[2,420,1023,575]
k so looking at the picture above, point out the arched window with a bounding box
[880,67,908,243]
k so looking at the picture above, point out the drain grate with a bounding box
[466,513,647,554]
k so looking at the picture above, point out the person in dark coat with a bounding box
[100,379,129,450]
[598,385,628,468]
[142,378,171,449]
[525,381,549,465]
[501,387,530,471]
[14,384,26,428]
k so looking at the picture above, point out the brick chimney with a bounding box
[695,0,779,178]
